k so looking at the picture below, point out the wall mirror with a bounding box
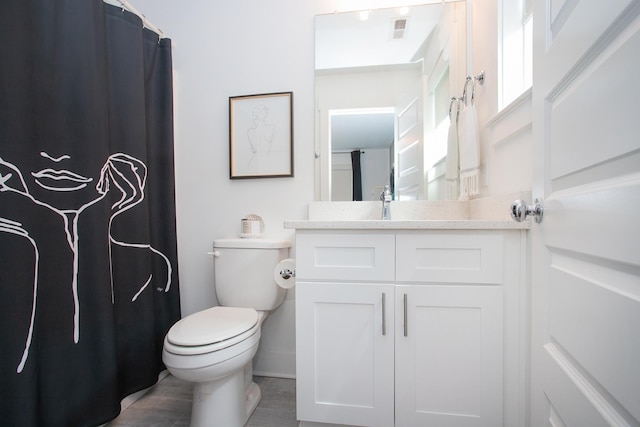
[315,1,466,201]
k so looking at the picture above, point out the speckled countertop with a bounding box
[284,219,530,230]
[284,192,533,230]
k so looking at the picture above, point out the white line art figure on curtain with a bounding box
[0,152,172,374]
[247,104,276,168]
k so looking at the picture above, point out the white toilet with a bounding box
[162,238,291,427]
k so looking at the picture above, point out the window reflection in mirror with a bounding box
[315,1,466,202]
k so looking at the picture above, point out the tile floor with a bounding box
[106,374,298,427]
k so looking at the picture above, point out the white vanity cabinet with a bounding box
[294,227,526,427]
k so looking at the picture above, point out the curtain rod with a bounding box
[115,0,164,38]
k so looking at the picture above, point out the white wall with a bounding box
[132,0,322,378]
[130,0,533,378]
[469,0,534,198]
[361,148,391,200]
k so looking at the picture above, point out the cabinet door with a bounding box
[395,285,503,427]
[296,282,395,427]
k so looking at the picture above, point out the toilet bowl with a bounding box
[163,307,266,427]
[162,237,291,427]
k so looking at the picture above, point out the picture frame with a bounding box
[229,91,294,179]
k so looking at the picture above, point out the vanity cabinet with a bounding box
[294,228,526,427]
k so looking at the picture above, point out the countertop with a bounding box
[287,193,534,230]
[284,219,530,230]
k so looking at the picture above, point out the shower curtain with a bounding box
[0,1,181,425]
[350,150,363,201]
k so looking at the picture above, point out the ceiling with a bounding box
[330,111,395,151]
[315,4,443,70]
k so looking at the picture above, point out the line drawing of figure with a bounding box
[0,150,172,374]
[246,104,276,168]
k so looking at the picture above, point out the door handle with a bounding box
[403,293,408,337]
[381,292,386,336]
[510,198,544,223]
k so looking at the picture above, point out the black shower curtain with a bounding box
[0,1,181,425]
[351,150,363,201]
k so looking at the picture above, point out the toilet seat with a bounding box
[164,306,259,356]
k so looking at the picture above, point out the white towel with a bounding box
[457,99,480,200]
[445,103,459,200]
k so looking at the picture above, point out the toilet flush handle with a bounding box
[206,251,221,257]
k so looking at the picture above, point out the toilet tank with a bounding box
[213,238,291,311]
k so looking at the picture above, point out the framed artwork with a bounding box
[229,91,293,179]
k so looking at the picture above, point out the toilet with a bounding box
[162,238,291,427]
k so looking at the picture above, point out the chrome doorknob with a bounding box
[510,198,544,223]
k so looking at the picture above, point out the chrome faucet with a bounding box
[380,185,392,220]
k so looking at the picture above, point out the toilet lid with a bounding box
[166,306,258,347]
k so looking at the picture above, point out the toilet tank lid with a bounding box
[213,238,291,249]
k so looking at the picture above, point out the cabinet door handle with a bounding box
[381,292,386,336]
[403,293,408,337]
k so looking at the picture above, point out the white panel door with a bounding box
[395,285,503,427]
[296,282,395,427]
[531,1,640,426]
[395,79,424,200]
